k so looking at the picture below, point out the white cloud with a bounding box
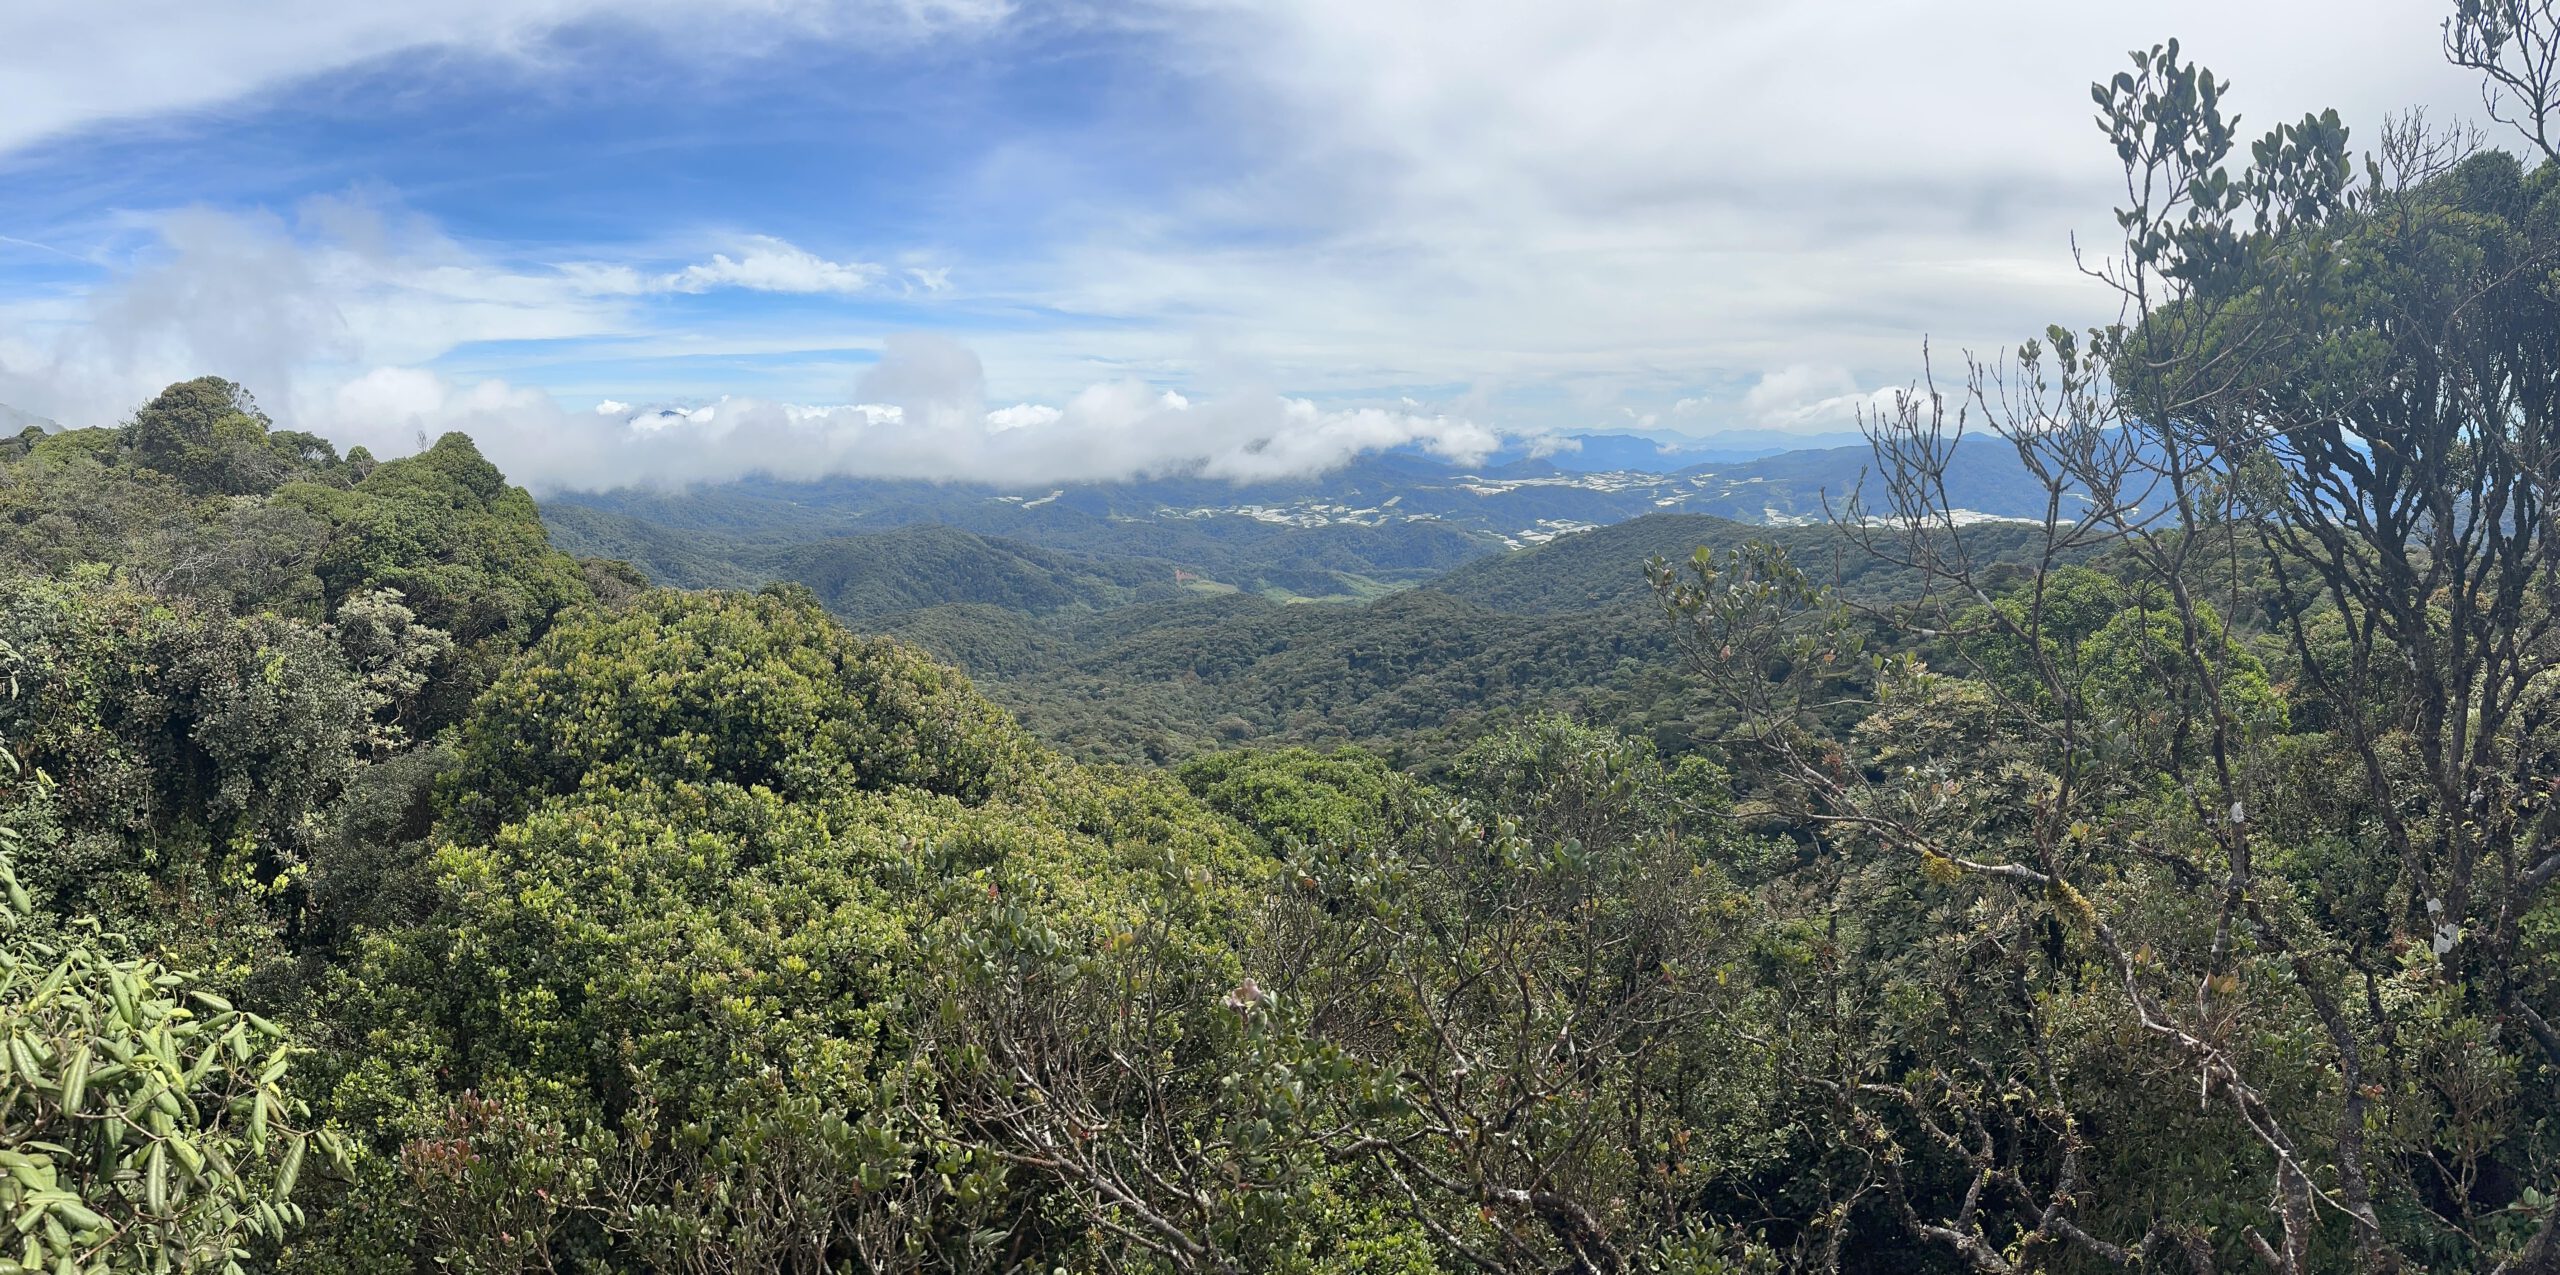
[1740,366,1861,418]
[559,237,894,297]
[0,198,636,429]
[986,402,1062,431]
[0,199,942,432]
[660,238,886,295]
[1006,0,2490,422]
[1734,366,1909,435]
[1664,366,1911,437]
[308,349,1505,492]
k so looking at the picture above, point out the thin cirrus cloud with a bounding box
[562,237,890,297]
[0,0,1017,158]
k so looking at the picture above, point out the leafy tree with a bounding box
[313,585,1272,1273]
[0,577,368,964]
[0,894,337,1274]
[442,587,1041,837]
[0,648,339,1275]
[0,437,201,589]
[1175,746,1400,855]
[327,590,454,757]
[1658,13,2560,1271]
[126,379,286,497]
[926,718,1782,1273]
[281,433,591,732]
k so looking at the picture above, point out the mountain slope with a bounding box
[1425,514,1754,613]
[1674,436,2074,523]
[747,524,1195,619]
[540,502,763,590]
[874,587,1703,768]
[526,440,2075,766]
[542,471,1513,603]
[1425,511,2064,614]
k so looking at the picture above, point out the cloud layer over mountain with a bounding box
[325,335,1504,491]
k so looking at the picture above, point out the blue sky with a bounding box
[0,0,2491,488]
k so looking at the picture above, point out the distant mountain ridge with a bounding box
[1472,428,1869,472]
[540,433,2072,612]
[544,430,2064,561]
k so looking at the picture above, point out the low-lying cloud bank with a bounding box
[0,199,1510,492]
[323,337,1506,492]
[1,332,1517,493]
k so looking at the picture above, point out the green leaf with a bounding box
[274,1135,304,1201]
[52,1048,84,1118]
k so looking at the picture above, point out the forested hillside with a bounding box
[544,485,1493,604]
[1421,513,2057,613]
[865,514,2068,770]
[540,509,2064,770]
[881,588,1698,768]
[0,11,2555,1275]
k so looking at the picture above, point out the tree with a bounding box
[2448,0,2560,162]
[312,584,1276,1273]
[282,432,593,732]
[0,646,340,1275]
[0,577,369,964]
[924,719,1781,1274]
[441,587,1040,838]
[328,590,454,757]
[123,379,349,499]
[0,887,337,1274]
[1659,14,2560,1271]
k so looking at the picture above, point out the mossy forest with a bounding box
[2,5,2559,1273]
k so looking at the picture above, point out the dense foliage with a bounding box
[555,510,2061,772]
[0,8,2554,1273]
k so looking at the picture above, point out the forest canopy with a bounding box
[0,5,2558,1274]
